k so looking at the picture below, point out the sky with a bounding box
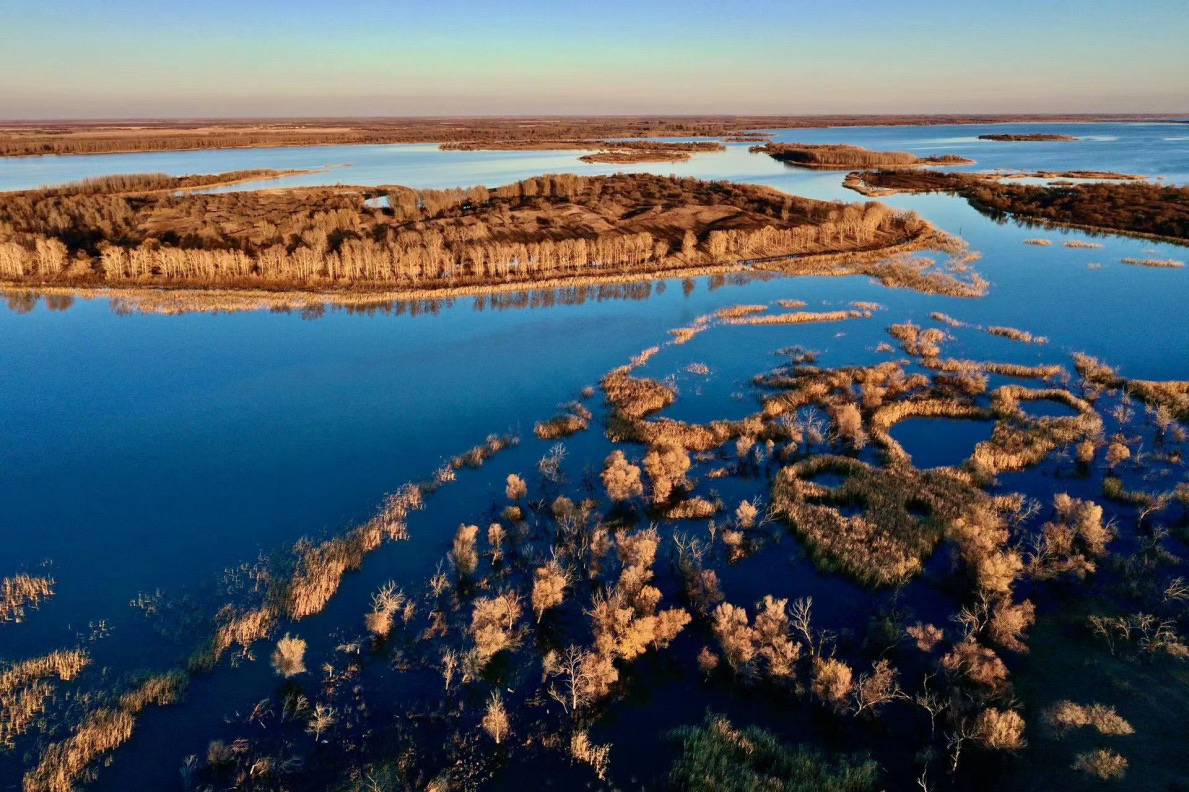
[1,0,1186,119]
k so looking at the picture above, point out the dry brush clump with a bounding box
[1042,701,1134,737]
[1073,749,1129,780]
[535,403,593,440]
[532,560,568,622]
[271,634,307,677]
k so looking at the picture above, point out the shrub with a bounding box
[974,708,1025,750]
[532,561,568,621]
[451,524,480,577]
[811,658,854,711]
[272,635,307,678]
[505,474,527,501]
[602,450,644,501]
[1073,749,1128,780]
[470,591,523,666]
[1042,701,1134,737]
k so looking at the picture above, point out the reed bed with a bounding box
[967,386,1102,478]
[723,309,866,326]
[1119,257,1184,268]
[1023,239,1053,246]
[0,173,952,304]
[987,326,1048,345]
[601,370,676,421]
[0,649,90,749]
[0,574,54,623]
[772,455,986,587]
[23,672,184,792]
[535,403,593,440]
[1063,241,1104,249]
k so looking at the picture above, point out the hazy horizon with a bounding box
[3,0,1187,121]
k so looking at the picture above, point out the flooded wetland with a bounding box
[1,122,1187,792]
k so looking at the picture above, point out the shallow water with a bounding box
[0,123,1186,790]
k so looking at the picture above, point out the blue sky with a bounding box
[1,0,1186,119]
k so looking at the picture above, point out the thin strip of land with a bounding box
[751,142,973,169]
[978,133,1078,142]
[0,114,1175,158]
[843,170,1189,243]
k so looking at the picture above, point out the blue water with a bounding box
[0,123,1187,790]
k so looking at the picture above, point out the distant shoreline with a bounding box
[1,114,1183,159]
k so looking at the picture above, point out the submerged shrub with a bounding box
[272,635,307,678]
[532,560,568,622]
[1073,748,1128,780]
[451,524,480,577]
[505,474,527,501]
[470,591,523,667]
[811,658,854,711]
[1042,701,1134,737]
[974,708,1026,750]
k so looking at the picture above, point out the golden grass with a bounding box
[1063,241,1104,249]
[723,309,866,326]
[24,673,184,792]
[1,649,90,749]
[1023,239,1053,246]
[1,574,54,623]
[715,304,768,320]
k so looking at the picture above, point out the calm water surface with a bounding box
[0,123,1186,790]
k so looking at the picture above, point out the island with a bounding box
[977,133,1079,141]
[751,142,973,169]
[0,171,983,307]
